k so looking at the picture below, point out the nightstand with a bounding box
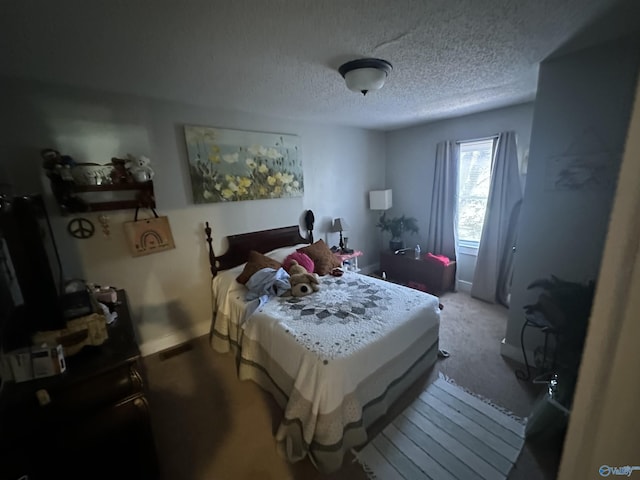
[379,251,456,296]
[335,250,363,272]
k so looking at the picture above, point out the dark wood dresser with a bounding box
[0,290,158,480]
[380,250,456,296]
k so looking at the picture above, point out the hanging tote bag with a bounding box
[123,207,176,257]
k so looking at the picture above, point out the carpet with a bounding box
[354,376,526,480]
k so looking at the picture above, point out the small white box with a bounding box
[369,189,392,210]
[4,344,66,383]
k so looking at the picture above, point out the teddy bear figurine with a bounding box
[287,260,320,297]
[125,154,155,182]
[110,157,132,184]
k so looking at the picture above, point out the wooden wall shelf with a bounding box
[49,178,155,214]
[73,182,153,193]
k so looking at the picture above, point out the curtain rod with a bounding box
[455,134,499,144]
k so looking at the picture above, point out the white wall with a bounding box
[0,78,386,354]
[384,103,534,287]
[505,35,640,352]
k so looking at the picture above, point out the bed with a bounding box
[205,221,440,473]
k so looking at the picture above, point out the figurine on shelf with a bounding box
[125,154,154,183]
[41,148,62,171]
[110,157,132,184]
[41,148,77,181]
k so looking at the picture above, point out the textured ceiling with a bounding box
[0,0,622,130]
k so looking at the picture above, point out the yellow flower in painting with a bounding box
[292,180,299,188]
[238,177,252,188]
[259,186,268,195]
[221,189,234,199]
[225,175,234,182]
[285,185,292,193]
[203,190,213,199]
[281,173,293,184]
[209,154,221,163]
[267,176,276,186]
[214,183,222,191]
[228,181,238,192]
[274,172,283,180]
[246,158,256,169]
[238,187,247,196]
[274,186,282,195]
[258,164,268,174]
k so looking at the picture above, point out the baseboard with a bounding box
[457,280,472,293]
[500,337,535,366]
[140,320,210,357]
[359,263,377,275]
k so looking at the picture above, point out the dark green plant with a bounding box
[524,275,595,408]
[376,213,419,240]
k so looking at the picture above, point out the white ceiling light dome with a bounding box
[338,58,393,96]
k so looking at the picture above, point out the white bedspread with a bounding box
[210,270,440,472]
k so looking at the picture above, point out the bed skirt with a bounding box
[212,323,439,473]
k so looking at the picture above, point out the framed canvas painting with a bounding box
[184,125,303,203]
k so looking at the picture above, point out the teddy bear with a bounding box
[110,157,132,184]
[287,260,320,297]
[125,154,154,182]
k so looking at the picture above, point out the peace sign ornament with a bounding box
[67,217,95,239]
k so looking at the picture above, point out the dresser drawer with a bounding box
[1,363,143,437]
[62,395,158,480]
[50,363,144,414]
[1,394,158,480]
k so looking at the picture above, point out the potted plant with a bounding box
[525,276,595,405]
[523,275,595,442]
[376,213,419,251]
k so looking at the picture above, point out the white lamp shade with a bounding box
[333,218,348,232]
[344,68,388,93]
[369,190,392,210]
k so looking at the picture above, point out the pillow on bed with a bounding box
[236,250,282,284]
[297,239,341,276]
[283,252,314,273]
[264,243,310,263]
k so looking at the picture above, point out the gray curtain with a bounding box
[471,131,522,305]
[426,140,458,261]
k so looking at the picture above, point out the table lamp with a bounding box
[332,218,348,251]
[370,189,392,252]
[369,189,392,211]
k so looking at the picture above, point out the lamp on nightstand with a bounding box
[370,189,393,253]
[332,218,348,251]
[369,189,392,211]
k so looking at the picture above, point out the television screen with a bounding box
[0,194,65,349]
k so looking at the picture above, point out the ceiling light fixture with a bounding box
[338,58,393,96]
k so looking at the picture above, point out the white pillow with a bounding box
[212,264,245,296]
[264,243,309,263]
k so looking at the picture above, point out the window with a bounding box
[457,139,495,248]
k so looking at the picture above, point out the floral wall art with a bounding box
[184,125,303,203]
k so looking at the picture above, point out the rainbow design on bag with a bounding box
[137,230,166,250]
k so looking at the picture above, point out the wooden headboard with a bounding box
[204,218,313,277]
